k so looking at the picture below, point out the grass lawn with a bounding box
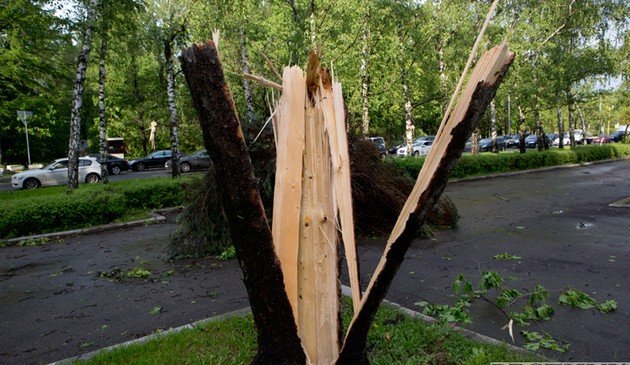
[79,302,538,365]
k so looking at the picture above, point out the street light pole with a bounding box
[17,110,33,166]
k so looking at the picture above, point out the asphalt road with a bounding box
[1,160,628,363]
[351,159,630,361]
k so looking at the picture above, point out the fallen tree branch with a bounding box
[243,72,283,90]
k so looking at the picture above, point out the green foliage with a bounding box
[394,144,630,179]
[558,289,597,309]
[597,300,618,313]
[0,178,187,239]
[217,246,236,261]
[521,331,569,353]
[416,264,617,353]
[494,253,522,261]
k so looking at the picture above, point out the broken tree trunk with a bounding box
[337,43,514,364]
[271,51,361,365]
[180,41,306,365]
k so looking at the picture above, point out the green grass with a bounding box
[79,302,537,365]
[393,144,630,180]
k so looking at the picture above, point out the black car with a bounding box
[478,136,507,152]
[89,154,130,175]
[525,134,551,148]
[165,149,212,173]
[610,131,627,142]
[505,134,525,148]
[130,150,180,171]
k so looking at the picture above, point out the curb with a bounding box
[48,307,253,365]
[448,157,628,184]
[339,286,547,361]
[49,288,543,364]
[1,212,168,246]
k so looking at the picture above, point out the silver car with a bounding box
[11,157,102,189]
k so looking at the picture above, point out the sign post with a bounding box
[17,110,33,166]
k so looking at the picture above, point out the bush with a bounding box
[394,144,630,179]
[0,178,187,239]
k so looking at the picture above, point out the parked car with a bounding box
[129,150,181,171]
[11,157,101,189]
[368,137,387,156]
[478,136,508,152]
[552,132,582,146]
[610,131,626,142]
[165,149,212,173]
[388,140,404,155]
[592,135,611,144]
[506,134,526,148]
[397,140,433,157]
[525,134,551,148]
[89,154,130,175]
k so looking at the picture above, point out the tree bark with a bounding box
[180,41,306,365]
[68,0,97,190]
[360,8,370,137]
[506,94,511,134]
[557,106,565,149]
[490,100,498,153]
[130,49,148,156]
[241,28,256,138]
[471,129,479,154]
[164,39,180,178]
[517,106,526,154]
[98,21,109,184]
[534,104,545,151]
[337,48,515,364]
[397,13,414,155]
[567,91,576,148]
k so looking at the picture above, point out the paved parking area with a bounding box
[1,159,628,363]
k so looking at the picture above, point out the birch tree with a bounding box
[68,0,98,190]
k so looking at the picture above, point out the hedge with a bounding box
[393,144,630,180]
[0,178,187,239]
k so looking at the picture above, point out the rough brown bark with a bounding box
[557,106,565,149]
[180,41,306,365]
[337,51,514,364]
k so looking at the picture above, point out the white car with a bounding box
[553,132,582,146]
[11,157,102,189]
[397,140,433,157]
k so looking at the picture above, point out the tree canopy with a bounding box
[1,0,628,165]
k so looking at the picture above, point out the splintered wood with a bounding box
[272,53,360,365]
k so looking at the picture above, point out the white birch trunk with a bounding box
[490,100,498,152]
[360,6,370,137]
[164,39,180,177]
[98,26,109,183]
[241,28,256,138]
[68,0,97,189]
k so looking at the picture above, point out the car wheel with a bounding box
[23,177,40,190]
[85,173,101,184]
[413,151,420,157]
[180,162,191,173]
[111,165,121,175]
[135,163,145,171]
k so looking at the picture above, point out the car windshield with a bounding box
[43,160,59,169]
[192,150,207,157]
